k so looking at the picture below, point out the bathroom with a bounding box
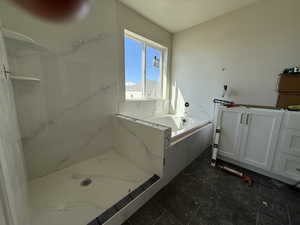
[0,0,300,225]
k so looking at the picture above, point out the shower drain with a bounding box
[80,178,92,187]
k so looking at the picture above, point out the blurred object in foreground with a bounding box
[8,0,91,22]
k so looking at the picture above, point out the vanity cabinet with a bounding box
[217,107,284,176]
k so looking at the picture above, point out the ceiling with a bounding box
[120,0,259,33]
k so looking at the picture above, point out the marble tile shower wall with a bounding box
[0,0,171,181]
[19,45,117,179]
[0,0,119,179]
[0,28,29,225]
[119,100,170,119]
[115,115,172,177]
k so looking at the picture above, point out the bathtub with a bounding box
[145,114,211,145]
[144,114,213,183]
[104,114,213,225]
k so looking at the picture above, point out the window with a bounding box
[124,30,167,100]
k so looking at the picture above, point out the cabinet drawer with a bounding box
[285,112,300,130]
[282,129,300,157]
[278,154,300,181]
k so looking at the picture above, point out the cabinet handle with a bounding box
[240,114,244,124]
[246,114,250,125]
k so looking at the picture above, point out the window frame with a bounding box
[124,30,167,101]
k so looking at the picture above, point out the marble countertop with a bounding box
[29,150,151,225]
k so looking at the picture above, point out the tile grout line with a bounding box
[255,210,260,225]
[153,182,202,225]
[153,199,185,225]
[286,204,292,225]
[126,219,134,225]
[152,211,166,225]
[186,205,202,225]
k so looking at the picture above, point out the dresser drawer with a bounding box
[277,154,300,181]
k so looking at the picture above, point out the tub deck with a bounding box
[144,114,211,144]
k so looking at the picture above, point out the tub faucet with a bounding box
[181,102,190,125]
[184,102,190,118]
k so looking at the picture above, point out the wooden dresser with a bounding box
[277,74,300,108]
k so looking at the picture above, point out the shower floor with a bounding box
[29,150,152,225]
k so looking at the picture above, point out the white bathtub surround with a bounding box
[29,151,151,225]
[145,115,187,132]
[166,123,213,177]
[0,27,29,225]
[118,100,170,120]
[144,114,211,145]
[138,113,213,180]
[114,114,171,177]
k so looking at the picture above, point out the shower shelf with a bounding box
[3,28,36,44]
[3,66,40,82]
[10,75,40,82]
[3,27,49,54]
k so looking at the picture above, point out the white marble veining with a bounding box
[11,37,118,179]
[29,150,151,225]
[0,0,119,179]
[114,115,171,177]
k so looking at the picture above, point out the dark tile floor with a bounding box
[122,149,300,225]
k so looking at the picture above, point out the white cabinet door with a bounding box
[239,109,283,170]
[218,108,244,160]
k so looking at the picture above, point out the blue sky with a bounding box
[125,37,161,84]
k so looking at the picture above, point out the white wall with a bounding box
[117,2,173,119]
[172,0,300,120]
